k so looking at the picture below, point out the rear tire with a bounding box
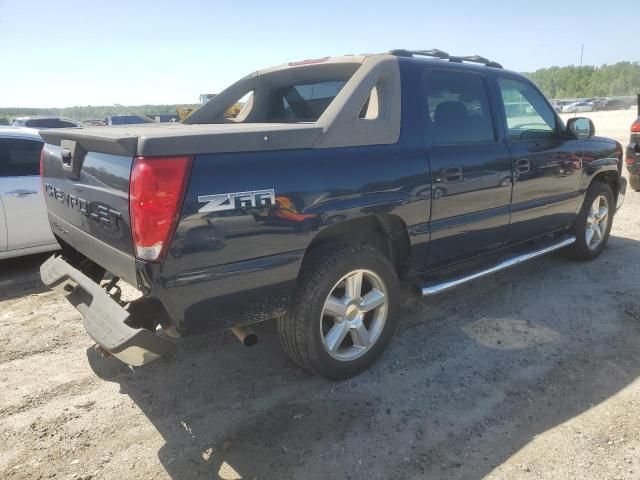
[562,181,614,260]
[278,244,400,380]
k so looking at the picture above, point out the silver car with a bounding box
[561,101,595,113]
[0,127,59,259]
[11,116,83,129]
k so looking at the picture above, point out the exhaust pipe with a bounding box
[231,326,258,347]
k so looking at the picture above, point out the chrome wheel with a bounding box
[585,194,609,249]
[320,269,388,361]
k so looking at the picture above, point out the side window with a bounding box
[425,70,496,145]
[225,91,254,120]
[0,138,43,177]
[498,78,556,141]
[359,85,379,120]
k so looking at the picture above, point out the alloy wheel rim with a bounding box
[585,194,609,250]
[320,269,388,361]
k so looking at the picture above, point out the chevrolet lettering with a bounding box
[44,183,123,229]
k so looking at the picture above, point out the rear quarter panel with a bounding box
[153,144,430,333]
[170,145,429,271]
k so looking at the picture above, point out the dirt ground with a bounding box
[1,109,639,480]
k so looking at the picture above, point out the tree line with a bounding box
[524,61,640,99]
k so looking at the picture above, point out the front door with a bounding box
[424,68,513,268]
[496,77,582,243]
[0,137,55,250]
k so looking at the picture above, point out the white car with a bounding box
[0,127,59,259]
[561,101,595,113]
[11,116,83,129]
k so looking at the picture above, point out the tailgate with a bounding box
[41,132,137,283]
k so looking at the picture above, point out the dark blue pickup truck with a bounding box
[39,50,626,379]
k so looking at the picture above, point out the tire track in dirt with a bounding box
[0,378,98,418]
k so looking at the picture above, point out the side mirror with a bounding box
[567,117,595,139]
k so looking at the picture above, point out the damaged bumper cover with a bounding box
[40,255,171,366]
[616,176,627,211]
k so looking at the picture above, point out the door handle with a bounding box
[442,167,463,182]
[515,159,530,174]
[5,189,38,198]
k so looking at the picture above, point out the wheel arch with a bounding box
[301,214,411,278]
[588,168,620,205]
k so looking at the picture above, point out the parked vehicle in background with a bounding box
[104,115,155,125]
[0,127,59,259]
[150,114,179,123]
[82,119,106,126]
[39,49,626,380]
[627,115,640,191]
[562,101,595,113]
[551,101,563,113]
[587,98,607,110]
[551,100,572,113]
[601,98,632,111]
[11,116,83,129]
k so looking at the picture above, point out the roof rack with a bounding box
[388,49,503,69]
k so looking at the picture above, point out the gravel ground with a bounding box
[1,109,638,480]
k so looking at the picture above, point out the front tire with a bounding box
[563,181,614,260]
[278,244,400,380]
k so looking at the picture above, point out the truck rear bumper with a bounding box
[40,255,172,366]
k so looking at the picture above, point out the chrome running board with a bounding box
[418,235,576,297]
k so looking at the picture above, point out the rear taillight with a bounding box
[632,119,640,133]
[130,156,192,261]
[39,147,45,177]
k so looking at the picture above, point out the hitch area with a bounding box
[40,255,174,366]
[99,273,178,338]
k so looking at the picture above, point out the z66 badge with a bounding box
[198,189,276,213]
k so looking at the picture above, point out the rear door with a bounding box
[0,136,56,250]
[496,77,582,243]
[424,68,513,268]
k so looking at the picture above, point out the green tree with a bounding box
[524,62,640,99]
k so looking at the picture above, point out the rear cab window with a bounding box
[266,80,346,122]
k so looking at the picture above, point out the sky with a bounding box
[1,0,637,108]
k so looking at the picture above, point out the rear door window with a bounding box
[267,80,346,122]
[425,71,496,144]
[0,138,43,176]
